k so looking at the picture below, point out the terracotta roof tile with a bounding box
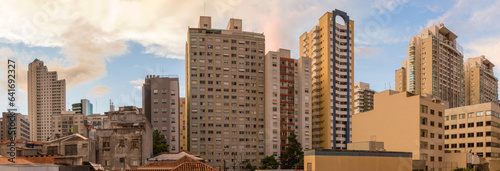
[0,157,34,164]
[17,154,61,164]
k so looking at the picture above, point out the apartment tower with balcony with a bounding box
[264,48,312,157]
[185,16,266,168]
[353,82,375,114]
[299,9,354,150]
[28,59,66,142]
[397,24,465,108]
[464,55,498,105]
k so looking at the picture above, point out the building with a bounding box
[444,102,500,170]
[395,60,408,92]
[299,9,354,150]
[179,97,187,151]
[42,134,96,163]
[185,16,266,168]
[126,151,216,171]
[353,90,447,170]
[1,112,30,141]
[84,114,108,130]
[464,56,498,105]
[142,75,180,152]
[28,59,66,142]
[72,99,93,116]
[51,110,86,139]
[95,106,153,170]
[304,149,412,171]
[264,48,312,157]
[353,82,375,114]
[396,24,465,108]
[0,139,43,157]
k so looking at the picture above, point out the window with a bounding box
[421,105,428,114]
[420,129,428,138]
[47,146,58,155]
[468,143,474,147]
[477,132,484,137]
[132,160,139,166]
[65,144,77,155]
[459,114,465,119]
[450,115,457,120]
[459,133,465,138]
[451,134,457,139]
[120,158,125,163]
[132,139,139,149]
[451,124,457,129]
[421,117,428,125]
[477,111,484,117]
[477,122,484,127]
[420,141,428,149]
[430,109,435,115]
[486,111,492,116]
[467,112,474,118]
[468,122,474,127]
[468,133,474,137]
[451,144,457,148]
[459,123,465,128]
[477,142,484,147]
[119,139,125,147]
[444,125,449,130]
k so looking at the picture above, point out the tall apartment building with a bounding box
[396,24,465,108]
[299,9,354,150]
[142,75,180,152]
[353,82,375,114]
[264,48,312,157]
[353,90,446,170]
[395,60,408,92]
[464,56,498,105]
[186,16,266,168]
[444,102,500,170]
[72,99,93,116]
[1,112,30,141]
[28,59,66,142]
[179,97,187,151]
[51,110,86,139]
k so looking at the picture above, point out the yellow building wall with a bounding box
[305,155,412,171]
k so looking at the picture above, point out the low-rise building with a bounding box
[304,149,413,171]
[42,134,96,163]
[353,82,375,114]
[96,106,153,170]
[0,139,42,157]
[84,114,108,130]
[353,90,447,170]
[444,102,500,170]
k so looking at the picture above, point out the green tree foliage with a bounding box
[241,159,256,171]
[259,155,279,169]
[153,130,169,155]
[280,134,304,169]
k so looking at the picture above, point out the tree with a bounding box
[259,155,279,169]
[241,159,256,171]
[279,134,304,169]
[153,130,169,155]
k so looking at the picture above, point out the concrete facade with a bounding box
[28,59,66,142]
[186,16,266,168]
[179,97,187,151]
[142,76,180,152]
[95,106,153,170]
[51,110,86,140]
[299,9,354,150]
[84,114,108,130]
[464,56,498,105]
[42,134,96,163]
[353,82,375,114]
[264,48,312,157]
[444,102,500,170]
[353,90,447,170]
[397,24,465,108]
[1,112,30,141]
[304,150,413,171]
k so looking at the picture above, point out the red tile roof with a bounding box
[17,154,61,164]
[0,157,34,164]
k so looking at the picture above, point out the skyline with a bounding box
[1,0,500,115]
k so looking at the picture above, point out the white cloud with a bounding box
[355,46,384,59]
[464,35,500,75]
[130,78,144,90]
[87,86,109,97]
[372,0,409,13]
[0,47,17,57]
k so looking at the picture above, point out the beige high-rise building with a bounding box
[444,102,500,170]
[299,9,354,150]
[179,97,187,151]
[353,90,447,170]
[186,16,266,168]
[396,24,465,108]
[1,112,30,141]
[395,60,408,92]
[142,75,180,152]
[51,110,86,139]
[264,48,312,157]
[464,55,498,105]
[353,82,375,114]
[28,59,66,142]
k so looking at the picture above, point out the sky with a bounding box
[1,0,500,115]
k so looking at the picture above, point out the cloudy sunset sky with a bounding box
[1,0,499,115]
